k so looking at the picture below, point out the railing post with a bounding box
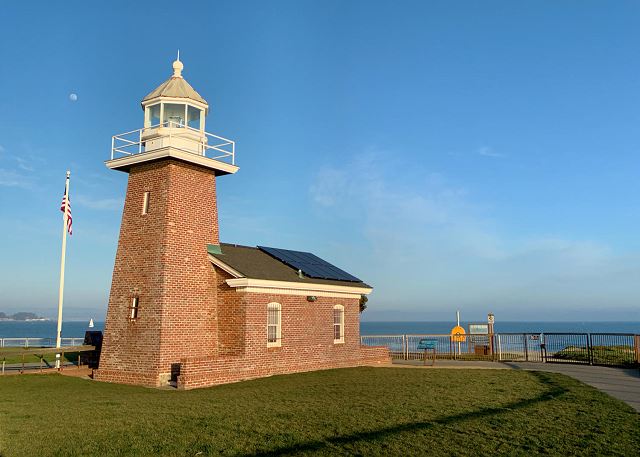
[524,333,529,362]
[403,335,407,360]
[587,333,593,365]
[111,136,115,160]
[449,337,453,360]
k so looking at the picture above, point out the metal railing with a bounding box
[405,334,496,361]
[543,333,590,365]
[360,335,406,359]
[497,333,544,363]
[361,332,640,367]
[590,333,638,367]
[111,122,235,165]
[0,337,85,348]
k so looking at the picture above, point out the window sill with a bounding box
[333,340,345,345]
[267,343,281,348]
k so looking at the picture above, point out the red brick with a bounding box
[95,157,389,388]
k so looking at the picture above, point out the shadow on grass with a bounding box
[249,372,567,457]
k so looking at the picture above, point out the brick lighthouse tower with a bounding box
[96,56,238,387]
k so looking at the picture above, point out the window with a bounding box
[148,104,160,126]
[129,296,139,320]
[187,106,201,130]
[333,305,344,343]
[267,302,281,347]
[163,103,186,127]
[142,191,150,215]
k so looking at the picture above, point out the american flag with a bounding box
[60,191,72,235]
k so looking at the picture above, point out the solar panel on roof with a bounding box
[258,246,361,282]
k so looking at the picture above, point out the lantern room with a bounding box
[141,57,208,131]
[140,56,209,154]
[106,54,238,176]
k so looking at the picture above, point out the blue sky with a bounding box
[1,1,638,321]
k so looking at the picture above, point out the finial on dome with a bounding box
[172,50,183,78]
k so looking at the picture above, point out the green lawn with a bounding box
[0,349,78,365]
[0,367,638,456]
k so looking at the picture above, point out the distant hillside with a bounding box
[0,312,48,321]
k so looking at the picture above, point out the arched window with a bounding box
[267,302,281,347]
[333,305,344,343]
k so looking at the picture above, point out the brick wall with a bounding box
[95,157,389,389]
[176,267,390,390]
[96,159,220,386]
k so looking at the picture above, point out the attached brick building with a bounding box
[95,57,389,389]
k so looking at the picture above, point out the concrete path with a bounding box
[392,359,640,412]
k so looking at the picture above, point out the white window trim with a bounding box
[142,191,150,215]
[333,304,344,344]
[129,296,139,320]
[267,302,282,348]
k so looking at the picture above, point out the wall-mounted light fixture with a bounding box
[306,296,317,302]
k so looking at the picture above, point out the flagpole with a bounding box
[55,170,71,369]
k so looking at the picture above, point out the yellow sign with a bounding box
[451,325,466,342]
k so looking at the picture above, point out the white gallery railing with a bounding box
[110,122,235,165]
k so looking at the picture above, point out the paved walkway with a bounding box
[392,359,640,412]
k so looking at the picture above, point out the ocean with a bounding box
[1,320,639,340]
[0,320,103,339]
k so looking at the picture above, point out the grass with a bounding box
[0,367,638,456]
[0,348,78,365]
[553,345,638,367]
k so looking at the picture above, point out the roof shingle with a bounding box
[209,243,371,289]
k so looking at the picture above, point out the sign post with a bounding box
[450,325,466,358]
[488,313,495,360]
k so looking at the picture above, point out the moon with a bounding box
[69,93,78,102]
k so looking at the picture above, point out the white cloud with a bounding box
[0,168,32,188]
[309,151,639,320]
[15,156,34,172]
[478,146,506,158]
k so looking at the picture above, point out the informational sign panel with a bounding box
[417,339,437,350]
[469,324,489,335]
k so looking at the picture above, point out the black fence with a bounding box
[543,333,639,368]
[362,333,640,368]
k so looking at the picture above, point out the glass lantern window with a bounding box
[149,104,160,126]
[187,106,201,129]
[163,103,185,127]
